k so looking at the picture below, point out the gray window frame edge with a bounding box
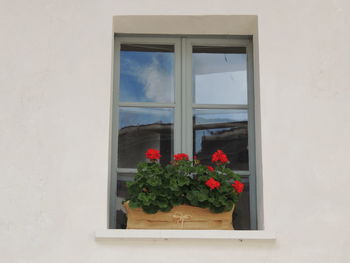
[108,34,260,230]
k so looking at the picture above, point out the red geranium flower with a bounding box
[207,166,215,172]
[211,150,229,164]
[205,177,220,190]
[145,149,161,160]
[232,181,244,193]
[174,153,189,161]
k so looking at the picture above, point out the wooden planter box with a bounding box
[124,202,234,230]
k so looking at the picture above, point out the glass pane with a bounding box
[193,109,248,170]
[192,46,247,105]
[118,107,174,168]
[116,174,134,229]
[120,44,175,103]
[233,178,251,230]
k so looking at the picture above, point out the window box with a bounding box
[124,201,234,230]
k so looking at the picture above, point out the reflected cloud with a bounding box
[195,70,247,104]
[139,57,174,103]
[120,51,174,103]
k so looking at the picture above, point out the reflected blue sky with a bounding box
[193,53,247,105]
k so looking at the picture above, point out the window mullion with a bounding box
[174,38,182,155]
[193,104,248,110]
[181,38,193,156]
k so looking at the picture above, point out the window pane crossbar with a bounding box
[118,102,176,108]
[193,104,248,109]
[116,168,250,176]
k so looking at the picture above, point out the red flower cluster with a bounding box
[205,177,220,190]
[174,153,189,161]
[232,181,244,193]
[211,150,229,164]
[145,149,161,160]
[207,166,215,172]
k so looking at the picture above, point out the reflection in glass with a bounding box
[116,174,134,229]
[233,179,251,230]
[193,46,247,105]
[193,109,248,170]
[120,44,175,103]
[118,107,174,168]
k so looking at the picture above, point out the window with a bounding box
[109,35,256,230]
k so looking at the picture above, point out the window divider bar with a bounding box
[181,38,192,155]
[117,174,136,181]
[117,168,138,173]
[193,104,248,109]
[174,39,182,155]
[184,38,194,157]
[235,171,250,176]
[118,102,176,108]
[116,169,250,176]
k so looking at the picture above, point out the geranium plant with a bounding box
[126,149,244,214]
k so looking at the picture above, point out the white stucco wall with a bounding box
[1,0,350,262]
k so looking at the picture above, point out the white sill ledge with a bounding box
[95,229,276,240]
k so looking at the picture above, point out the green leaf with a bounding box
[197,191,207,202]
[160,205,173,212]
[210,206,225,213]
[147,176,162,187]
[142,205,159,214]
[129,200,140,208]
[157,200,168,209]
[177,176,190,186]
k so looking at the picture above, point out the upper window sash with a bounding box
[113,37,182,159]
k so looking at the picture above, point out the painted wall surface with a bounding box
[1,0,350,262]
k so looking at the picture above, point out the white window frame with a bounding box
[108,34,257,231]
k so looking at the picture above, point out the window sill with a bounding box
[95,229,276,240]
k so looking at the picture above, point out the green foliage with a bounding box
[126,153,243,214]
[127,160,191,214]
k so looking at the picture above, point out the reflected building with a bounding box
[118,122,173,168]
[194,120,249,171]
